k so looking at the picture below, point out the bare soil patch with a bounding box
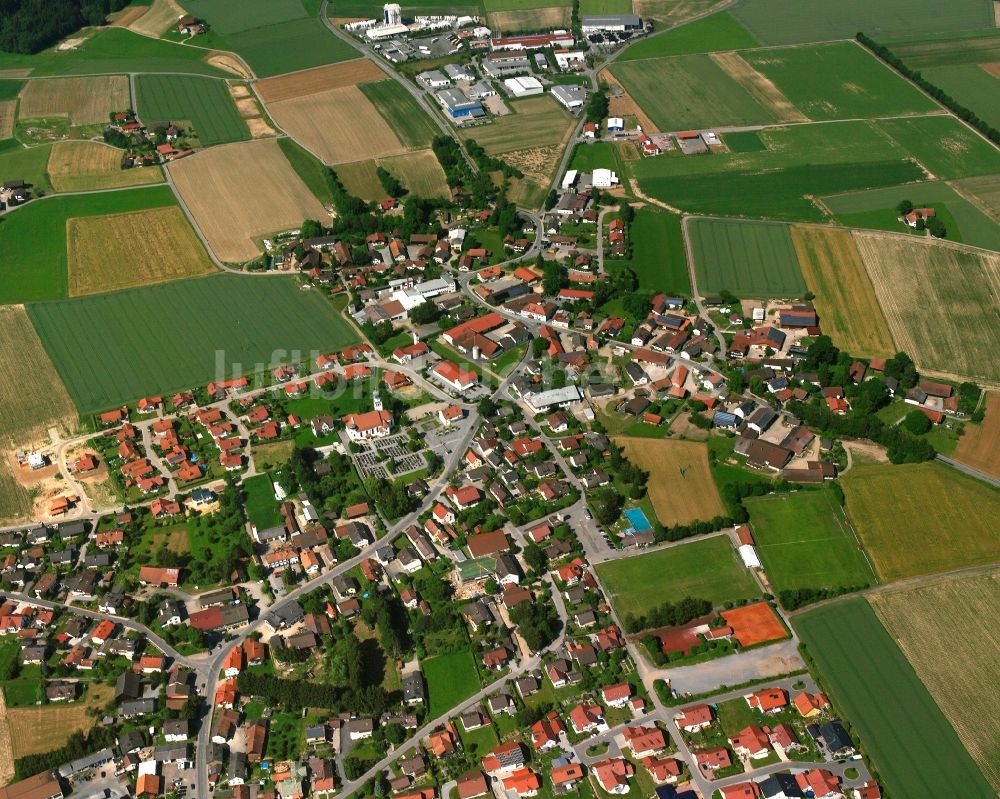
[246,117,276,138]
[110,5,149,27]
[236,97,260,117]
[710,51,808,123]
[205,53,252,78]
[229,84,251,99]
[981,60,1000,78]
[255,59,385,103]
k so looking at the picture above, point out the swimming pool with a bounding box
[624,507,652,533]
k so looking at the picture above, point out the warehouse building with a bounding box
[581,14,642,32]
[435,89,486,120]
[551,84,587,111]
[504,76,544,97]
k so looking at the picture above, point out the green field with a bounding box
[610,53,775,130]
[277,136,336,204]
[0,185,180,303]
[796,599,994,799]
[0,141,52,193]
[723,131,766,152]
[919,65,1000,132]
[579,0,632,13]
[890,32,1000,67]
[595,536,760,616]
[332,0,480,16]
[823,181,1000,251]
[226,18,358,78]
[27,274,361,413]
[730,0,993,45]
[875,115,1000,179]
[617,12,759,60]
[424,649,481,717]
[689,218,806,296]
[483,0,571,9]
[135,75,248,147]
[620,207,690,295]
[746,489,875,597]
[0,80,24,100]
[742,42,937,120]
[181,0,308,33]
[0,28,228,77]
[358,80,439,149]
[242,473,282,530]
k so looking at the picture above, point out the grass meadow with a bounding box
[620,206,690,295]
[689,218,806,296]
[226,18,358,77]
[875,115,1000,180]
[795,599,994,799]
[424,649,481,717]
[26,274,361,413]
[617,12,759,60]
[276,136,336,204]
[358,80,440,150]
[136,75,249,147]
[921,65,1000,132]
[0,141,52,192]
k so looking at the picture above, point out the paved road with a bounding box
[936,454,1000,488]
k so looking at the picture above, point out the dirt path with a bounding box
[0,691,14,787]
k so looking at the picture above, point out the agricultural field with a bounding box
[276,137,335,205]
[875,115,1000,180]
[358,80,440,150]
[612,437,725,526]
[617,12,759,60]
[842,462,1000,581]
[0,100,14,139]
[853,232,1000,384]
[7,683,113,759]
[0,141,53,193]
[953,393,1000,479]
[609,54,776,130]
[424,649,480,717]
[953,173,1000,221]
[488,6,570,29]
[181,0,310,34]
[869,570,1000,791]
[889,32,1000,68]
[0,184,180,303]
[795,599,995,799]
[167,139,328,263]
[730,0,993,45]
[135,75,248,147]
[17,75,130,124]
[742,42,937,120]
[26,274,361,413]
[620,206,690,295]
[225,19,358,78]
[708,51,806,123]
[595,536,760,615]
[47,140,164,192]
[462,95,574,154]
[337,150,449,201]
[67,206,216,297]
[128,0,186,37]
[790,226,895,357]
[921,64,1000,132]
[255,59,385,103]
[689,218,807,297]
[632,0,725,25]
[822,181,1000,252]
[745,488,876,596]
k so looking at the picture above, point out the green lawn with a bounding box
[595,536,761,617]
[3,664,44,706]
[242,473,282,531]
[277,137,335,204]
[618,12,759,60]
[745,488,876,597]
[359,80,439,150]
[689,218,806,297]
[875,115,1000,179]
[621,207,690,295]
[459,722,500,758]
[424,649,481,717]
[27,273,361,413]
[742,42,937,120]
[716,697,756,736]
[0,141,52,193]
[796,599,994,799]
[0,184,179,303]
[136,75,249,147]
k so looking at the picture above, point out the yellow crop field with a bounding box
[168,139,328,263]
[791,225,895,358]
[613,437,726,526]
[488,6,571,30]
[338,150,449,201]
[128,0,185,37]
[255,59,385,103]
[843,462,1000,581]
[870,570,1000,791]
[0,100,14,139]
[67,206,216,296]
[48,141,164,192]
[18,76,130,125]
[8,683,113,758]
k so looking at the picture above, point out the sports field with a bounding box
[337,150,449,201]
[17,75,130,125]
[27,274,361,413]
[853,232,1000,384]
[48,141,165,192]
[790,226,895,357]
[870,570,1000,791]
[613,437,725,526]
[875,115,1000,180]
[842,462,1000,581]
[167,139,328,263]
[0,185,180,303]
[921,64,1000,132]
[462,95,574,154]
[358,80,440,150]
[742,42,936,120]
[618,12,759,60]
[424,649,480,717]
[610,54,775,130]
[67,207,216,297]
[136,75,248,147]
[595,536,760,615]
[795,599,994,799]
[689,218,806,297]
[953,392,1000,479]
[745,488,875,596]
[730,0,993,45]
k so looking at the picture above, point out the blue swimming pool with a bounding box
[624,507,652,533]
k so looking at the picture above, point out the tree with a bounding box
[903,409,932,435]
[300,219,323,239]
[376,166,405,198]
[478,397,497,417]
[532,337,547,359]
[925,215,946,238]
[897,199,913,215]
[590,488,624,527]
[523,542,546,573]
[409,300,438,326]
[884,351,918,389]
[543,261,565,296]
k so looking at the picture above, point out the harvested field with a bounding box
[853,232,1000,384]
[791,225,895,358]
[0,691,11,786]
[18,76,129,124]
[204,53,252,78]
[709,51,807,123]
[67,206,216,296]
[110,5,148,27]
[266,85,406,165]
[954,392,1000,479]
[952,172,1000,221]
[843,462,1000,581]
[236,98,259,116]
[48,140,164,192]
[128,0,185,37]
[255,59,385,103]
[488,6,570,29]
[721,602,787,647]
[462,95,574,154]
[601,69,656,132]
[8,683,113,758]
[633,0,726,24]
[167,139,328,263]
[869,570,1000,791]
[337,150,448,201]
[613,437,725,526]
[0,100,13,138]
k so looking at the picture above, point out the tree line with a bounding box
[623,596,712,634]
